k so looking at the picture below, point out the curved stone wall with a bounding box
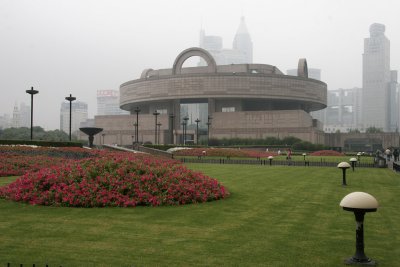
[120,73,326,112]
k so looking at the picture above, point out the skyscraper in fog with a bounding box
[199,17,253,65]
[97,90,129,115]
[60,101,88,134]
[361,23,394,131]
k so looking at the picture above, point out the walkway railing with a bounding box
[179,158,376,167]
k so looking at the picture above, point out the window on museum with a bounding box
[222,107,235,112]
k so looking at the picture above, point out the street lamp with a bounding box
[195,118,201,144]
[181,121,186,145]
[169,113,175,144]
[25,86,39,140]
[338,162,351,186]
[206,115,212,146]
[340,192,379,265]
[65,94,76,141]
[157,122,162,145]
[153,110,160,145]
[134,107,141,144]
[183,116,189,145]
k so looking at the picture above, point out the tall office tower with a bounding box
[19,102,31,128]
[60,101,88,134]
[362,23,392,131]
[97,90,129,115]
[12,103,20,128]
[232,16,253,64]
[389,71,399,131]
[199,17,253,65]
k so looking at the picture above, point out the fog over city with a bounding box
[1,0,399,130]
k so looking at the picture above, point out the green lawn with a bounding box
[0,165,399,266]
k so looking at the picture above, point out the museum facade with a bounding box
[94,47,327,145]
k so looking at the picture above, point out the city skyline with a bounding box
[1,0,399,130]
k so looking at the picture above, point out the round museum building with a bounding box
[97,47,327,145]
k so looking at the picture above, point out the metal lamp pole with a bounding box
[153,110,160,144]
[157,122,162,145]
[25,86,39,140]
[134,107,141,144]
[169,113,175,144]
[183,116,189,145]
[195,118,201,144]
[65,94,76,141]
[206,115,212,146]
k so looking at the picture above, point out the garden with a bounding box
[0,146,399,266]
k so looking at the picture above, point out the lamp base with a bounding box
[344,257,376,266]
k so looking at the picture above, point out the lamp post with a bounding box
[169,113,175,144]
[350,158,358,171]
[134,107,141,144]
[157,122,162,145]
[206,115,212,146]
[153,110,160,145]
[195,118,201,144]
[65,94,76,141]
[25,86,39,140]
[183,116,189,145]
[181,121,186,145]
[302,153,307,161]
[340,192,379,265]
[338,162,351,186]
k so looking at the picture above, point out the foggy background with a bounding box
[1,0,399,130]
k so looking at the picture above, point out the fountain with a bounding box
[79,127,103,148]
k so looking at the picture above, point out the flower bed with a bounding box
[0,146,98,177]
[0,149,229,207]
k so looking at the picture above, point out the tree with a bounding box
[0,127,73,141]
[365,126,383,133]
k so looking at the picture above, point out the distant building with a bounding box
[0,113,11,129]
[97,90,129,116]
[10,102,30,128]
[361,23,397,132]
[12,103,20,128]
[322,88,362,133]
[199,16,253,65]
[19,102,30,128]
[60,101,88,135]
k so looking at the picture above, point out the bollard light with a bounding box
[340,192,378,265]
[268,156,274,166]
[350,158,358,172]
[338,162,351,186]
[302,153,307,161]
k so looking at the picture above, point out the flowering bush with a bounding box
[0,146,98,177]
[309,150,345,156]
[0,151,229,207]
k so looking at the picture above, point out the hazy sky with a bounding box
[1,0,399,130]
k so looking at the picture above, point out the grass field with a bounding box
[0,164,399,266]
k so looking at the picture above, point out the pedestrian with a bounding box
[287,148,292,160]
